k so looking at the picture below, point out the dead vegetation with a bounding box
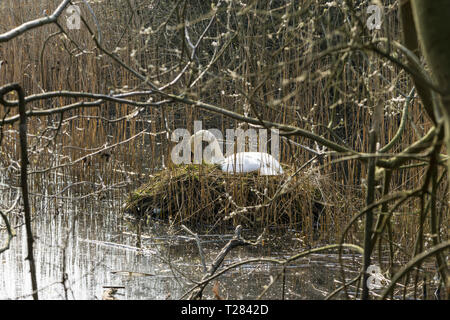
[125,164,328,232]
[0,0,448,299]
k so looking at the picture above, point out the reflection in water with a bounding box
[0,194,360,300]
[1,197,181,300]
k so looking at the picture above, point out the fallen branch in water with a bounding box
[182,241,363,300]
[187,225,263,300]
[181,225,207,273]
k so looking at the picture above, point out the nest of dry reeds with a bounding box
[124,164,331,232]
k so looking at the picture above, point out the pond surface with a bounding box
[0,192,362,300]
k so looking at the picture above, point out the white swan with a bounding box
[189,130,283,176]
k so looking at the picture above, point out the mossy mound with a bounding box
[124,164,324,231]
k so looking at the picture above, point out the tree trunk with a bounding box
[410,1,450,122]
[410,0,450,297]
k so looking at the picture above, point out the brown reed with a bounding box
[0,0,446,255]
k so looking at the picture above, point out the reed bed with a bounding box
[0,0,447,280]
[124,164,343,235]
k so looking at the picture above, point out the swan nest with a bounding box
[124,164,332,232]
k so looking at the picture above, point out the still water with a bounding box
[0,191,360,300]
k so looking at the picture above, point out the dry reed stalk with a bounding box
[0,0,446,254]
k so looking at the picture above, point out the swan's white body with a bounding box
[190,130,283,176]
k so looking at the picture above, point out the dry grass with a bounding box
[0,0,446,250]
[124,164,349,236]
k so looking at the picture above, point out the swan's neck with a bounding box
[191,130,225,164]
[205,140,225,164]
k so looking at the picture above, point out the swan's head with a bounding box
[189,130,217,151]
[190,130,216,143]
[189,130,224,164]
